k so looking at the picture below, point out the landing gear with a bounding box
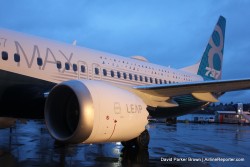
[121,129,150,149]
[121,138,136,148]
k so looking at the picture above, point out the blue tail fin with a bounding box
[197,16,226,80]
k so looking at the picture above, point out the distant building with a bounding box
[178,114,215,123]
[215,111,249,124]
[215,111,239,123]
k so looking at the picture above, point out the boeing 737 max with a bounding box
[0,16,250,148]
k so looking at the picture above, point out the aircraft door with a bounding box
[77,61,88,80]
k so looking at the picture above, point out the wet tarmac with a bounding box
[0,120,249,167]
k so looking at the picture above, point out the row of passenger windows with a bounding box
[2,51,21,62]
[1,51,87,73]
[95,68,177,84]
[1,51,179,84]
[100,56,192,79]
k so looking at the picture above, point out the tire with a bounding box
[135,129,150,149]
[121,138,136,148]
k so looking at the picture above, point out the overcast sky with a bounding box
[0,0,250,103]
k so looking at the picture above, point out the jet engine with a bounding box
[45,80,148,144]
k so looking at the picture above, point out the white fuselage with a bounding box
[0,28,203,87]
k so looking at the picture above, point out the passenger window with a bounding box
[155,78,158,84]
[1,51,8,60]
[103,69,107,76]
[145,76,148,82]
[129,74,132,80]
[117,71,121,78]
[134,75,138,81]
[73,64,78,71]
[123,73,127,79]
[57,61,62,69]
[159,79,162,84]
[140,76,143,82]
[37,57,43,66]
[81,65,85,73]
[14,53,20,62]
[150,77,153,83]
[95,68,99,75]
[65,63,70,70]
[111,70,114,77]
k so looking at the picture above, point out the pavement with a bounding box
[0,120,249,167]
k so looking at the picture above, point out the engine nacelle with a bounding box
[45,80,148,144]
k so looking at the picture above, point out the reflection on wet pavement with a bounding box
[0,120,249,166]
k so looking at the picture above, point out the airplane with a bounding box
[0,16,250,149]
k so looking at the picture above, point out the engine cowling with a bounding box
[45,80,148,144]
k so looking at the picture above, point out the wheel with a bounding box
[121,129,150,149]
[121,138,136,148]
[135,129,150,149]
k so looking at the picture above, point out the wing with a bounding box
[133,78,250,107]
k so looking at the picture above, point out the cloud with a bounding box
[0,0,250,102]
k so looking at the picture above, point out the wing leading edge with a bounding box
[133,79,250,107]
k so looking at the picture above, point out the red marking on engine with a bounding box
[107,124,116,141]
